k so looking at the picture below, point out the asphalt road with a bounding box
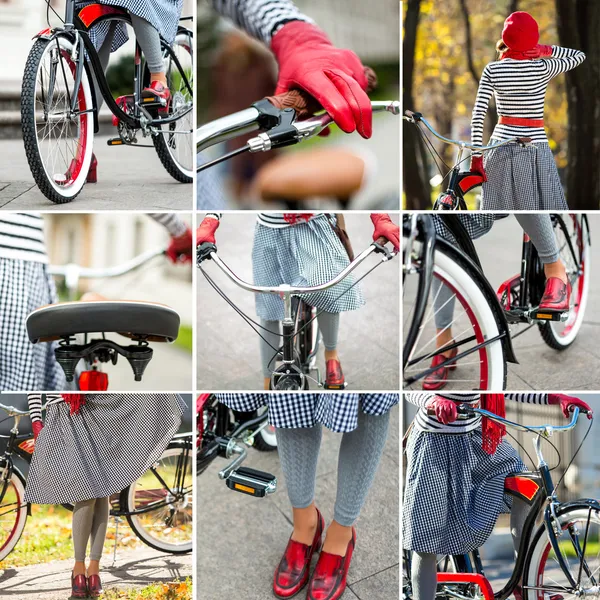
[0,135,192,211]
[197,405,399,600]
[403,214,600,390]
[197,213,401,391]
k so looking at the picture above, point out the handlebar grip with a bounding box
[265,66,378,119]
[375,236,388,246]
[517,137,533,144]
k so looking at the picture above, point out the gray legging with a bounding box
[433,214,559,329]
[259,311,339,378]
[275,408,390,526]
[411,496,529,600]
[72,497,110,562]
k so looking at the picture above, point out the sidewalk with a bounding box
[0,546,192,599]
[197,406,400,599]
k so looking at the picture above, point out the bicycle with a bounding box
[26,246,184,390]
[403,405,598,600]
[197,234,397,390]
[403,212,590,390]
[22,0,194,204]
[198,394,278,499]
[403,110,533,210]
[0,400,192,561]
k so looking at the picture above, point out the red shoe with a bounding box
[87,574,103,598]
[87,153,98,184]
[60,153,97,185]
[538,278,571,313]
[307,527,357,600]
[71,574,88,598]
[325,359,345,389]
[273,508,325,599]
[142,81,171,113]
[422,344,458,391]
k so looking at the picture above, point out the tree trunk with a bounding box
[555,0,600,209]
[402,0,431,209]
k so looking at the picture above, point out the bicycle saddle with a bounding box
[254,148,366,206]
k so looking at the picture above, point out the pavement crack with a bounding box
[349,562,399,588]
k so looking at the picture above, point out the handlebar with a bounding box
[0,403,34,417]
[403,110,533,152]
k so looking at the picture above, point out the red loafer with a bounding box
[538,277,571,313]
[325,359,345,389]
[274,508,325,598]
[142,81,171,113]
[87,574,103,598]
[422,344,458,391]
[307,527,357,600]
[71,574,88,598]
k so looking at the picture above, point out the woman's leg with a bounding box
[91,22,118,110]
[72,499,96,575]
[276,425,323,544]
[88,497,110,576]
[129,14,166,85]
[411,552,438,600]
[259,319,281,390]
[326,409,390,555]
[317,311,340,363]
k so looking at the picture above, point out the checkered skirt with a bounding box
[403,428,526,555]
[217,393,398,432]
[0,259,66,391]
[481,141,568,210]
[24,394,186,504]
[252,215,364,321]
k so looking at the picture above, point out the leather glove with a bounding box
[32,421,44,441]
[196,216,220,246]
[425,398,458,425]
[271,21,372,139]
[166,226,193,264]
[501,44,552,60]
[548,394,593,420]
[371,213,399,251]
[470,155,487,182]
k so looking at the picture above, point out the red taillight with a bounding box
[79,371,108,391]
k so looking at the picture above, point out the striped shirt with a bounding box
[0,214,47,263]
[206,212,321,228]
[211,0,313,44]
[471,46,586,155]
[406,392,549,434]
[27,394,64,424]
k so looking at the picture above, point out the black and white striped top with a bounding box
[27,394,64,424]
[0,214,47,263]
[406,392,549,434]
[471,46,586,155]
[206,212,321,228]
[148,213,188,237]
[211,0,313,44]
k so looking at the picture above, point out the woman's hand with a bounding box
[166,226,193,264]
[196,216,220,246]
[425,398,458,425]
[271,21,372,139]
[548,393,593,420]
[469,155,487,182]
[370,214,399,251]
[32,421,43,441]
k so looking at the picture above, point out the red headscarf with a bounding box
[62,394,86,416]
[480,394,506,455]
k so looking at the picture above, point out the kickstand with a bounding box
[110,516,122,567]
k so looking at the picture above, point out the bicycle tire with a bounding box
[523,503,600,600]
[0,468,28,561]
[404,241,507,390]
[22,37,94,203]
[152,30,194,183]
[123,441,192,554]
[250,408,277,452]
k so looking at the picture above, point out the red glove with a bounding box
[196,216,219,246]
[371,213,399,251]
[501,44,552,60]
[166,227,193,264]
[271,21,372,139]
[470,155,487,182]
[32,420,43,441]
[548,394,593,420]
[425,398,458,425]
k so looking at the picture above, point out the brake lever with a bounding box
[197,242,217,265]
[372,242,395,260]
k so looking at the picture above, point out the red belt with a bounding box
[499,115,544,127]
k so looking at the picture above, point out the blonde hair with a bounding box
[496,39,508,58]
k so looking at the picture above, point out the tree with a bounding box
[555,0,600,208]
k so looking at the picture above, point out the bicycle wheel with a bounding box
[250,407,277,452]
[538,215,591,350]
[403,241,507,390]
[22,37,94,203]
[152,29,194,183]
[0,467,28,561]
[124,441,192,554]
[523,504,600,600]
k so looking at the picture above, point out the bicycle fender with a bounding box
[33,27,53,41]
[558,498,600,513]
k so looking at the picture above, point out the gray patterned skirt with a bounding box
[481,141,568,210]
[403,428,526,555]
[24,394,186,504]
[217,393,398,432]
[0,259,65,392]
[252,215,365,322]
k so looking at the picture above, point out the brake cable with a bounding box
[46,0,65,27]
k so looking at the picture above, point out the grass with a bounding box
[101,578,192,600]
[173,324,193,353]
[558,539,600,558]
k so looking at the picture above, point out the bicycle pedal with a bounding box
[107,138,124,146]
[226,467,277,498]
[323,382,348,390]
[531,310,569,322]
